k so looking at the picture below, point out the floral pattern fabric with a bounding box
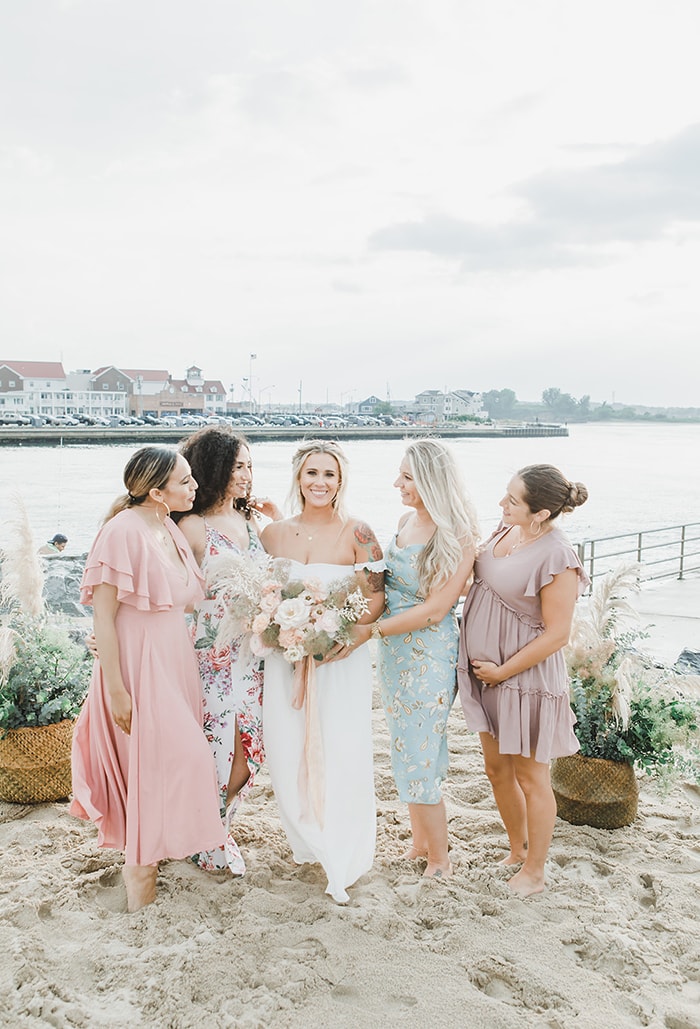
[377,537,458,805]
[190,522,265,874]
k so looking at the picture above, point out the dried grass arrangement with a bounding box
[0,498,91,801]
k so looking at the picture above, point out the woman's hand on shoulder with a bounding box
[251,496,283,522]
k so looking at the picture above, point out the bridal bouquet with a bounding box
[208,553,373,828]
[208,552,371,664]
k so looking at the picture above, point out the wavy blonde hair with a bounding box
[404,439,479,597]
[288,440,349,521]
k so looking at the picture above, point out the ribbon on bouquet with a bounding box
[292,655,325,828]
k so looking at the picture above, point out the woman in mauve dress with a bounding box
[458,464,590,898]
[70,447,224,912]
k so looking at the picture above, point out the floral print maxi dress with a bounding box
[190,522,265,874]
[377,536,459,805]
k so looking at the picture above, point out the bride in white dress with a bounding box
[261,441,385,903]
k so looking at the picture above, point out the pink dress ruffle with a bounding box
[70,509,225,865]
[457,525,589,764]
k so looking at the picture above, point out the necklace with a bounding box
[138,506,170,547]
[294,517,336,542]
[507,528,546,555]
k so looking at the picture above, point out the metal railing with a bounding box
[576,522,700,588]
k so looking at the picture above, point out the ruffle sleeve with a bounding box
[80,511,200,611]
[524,535,590,599]
[354,558,387,573]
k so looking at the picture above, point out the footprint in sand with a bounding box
[332,983,418,1012]
[639,872,657,909]
[468,957,572,1015]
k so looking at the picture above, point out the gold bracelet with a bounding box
[370,622,384,640]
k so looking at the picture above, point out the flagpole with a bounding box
[249,353,257,415]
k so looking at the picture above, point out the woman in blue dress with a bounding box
[338,439,478,878]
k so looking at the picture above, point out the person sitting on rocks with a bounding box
[39,533,68,556]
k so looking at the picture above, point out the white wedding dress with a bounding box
[262,561,376,903]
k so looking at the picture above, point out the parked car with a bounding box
[51,415,80,426]
[0,414,32,426]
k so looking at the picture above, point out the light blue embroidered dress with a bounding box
[377,536,458,804]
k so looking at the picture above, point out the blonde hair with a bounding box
[104,446,178,523]
[288,440,349,521]
[404,439,479,597]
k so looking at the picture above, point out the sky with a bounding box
[1,0,699,409]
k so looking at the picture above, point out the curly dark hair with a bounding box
[178,426,251,517]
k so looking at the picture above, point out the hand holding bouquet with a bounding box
[208,553,371,666]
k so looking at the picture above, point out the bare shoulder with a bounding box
[177,513,205,541]
[261,518,291,556]
[176,513,206,563]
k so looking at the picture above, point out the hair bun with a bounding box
[567,481,588,508]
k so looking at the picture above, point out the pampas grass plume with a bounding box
[0,494,45,620]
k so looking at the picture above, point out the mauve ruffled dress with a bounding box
[70,509,225,865]
[457,525,589,764]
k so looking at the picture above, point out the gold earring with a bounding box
[530,519,542,537]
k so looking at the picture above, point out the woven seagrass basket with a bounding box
[0,719,75,804]
[551,753,638,829]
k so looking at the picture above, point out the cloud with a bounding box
[343,63,410,91]
[369,123,700,270]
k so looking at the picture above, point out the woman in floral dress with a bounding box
[177,426,279,875]
[341,440,479,879]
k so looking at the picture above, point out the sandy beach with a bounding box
[2,639,700,1029]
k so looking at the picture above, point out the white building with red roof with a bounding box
[0,359,229,420]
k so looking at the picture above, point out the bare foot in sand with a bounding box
[123,864,158,912]
[506,867,544,898]
[498,849,527,867]
[423,861,452,880]
[401,846,428,861]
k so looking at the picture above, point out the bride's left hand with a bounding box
[321,623,372,663]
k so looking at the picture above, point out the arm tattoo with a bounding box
[354,521,383,562]
[365,569,385,594]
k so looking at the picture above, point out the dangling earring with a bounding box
[157,499,171,522]
[530,519,542,537]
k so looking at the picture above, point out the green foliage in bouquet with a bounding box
[566,565,700,783]
[0,499,91,733]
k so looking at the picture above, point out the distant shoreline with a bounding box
[0,423,568,447]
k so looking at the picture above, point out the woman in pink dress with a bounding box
[70,446,224,911]
[458,464,589,898]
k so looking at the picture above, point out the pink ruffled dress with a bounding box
[70,509,225,865]
[457,525,589,764]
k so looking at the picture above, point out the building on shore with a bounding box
[412,389,487,423]
[1,358,486,425]
[0,360,226,421]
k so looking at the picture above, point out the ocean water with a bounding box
[1,423,697,555]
